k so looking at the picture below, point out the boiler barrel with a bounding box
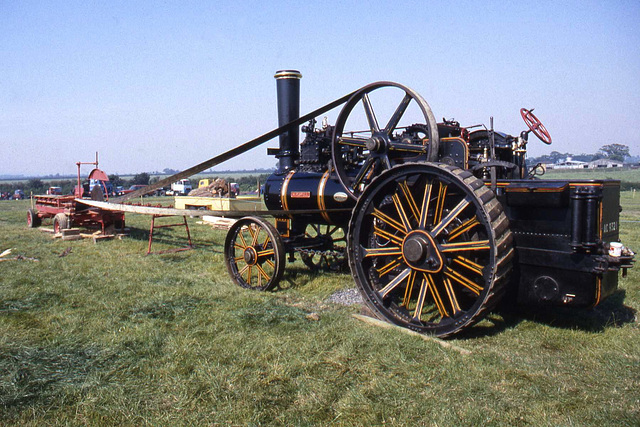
[263,170,355,226]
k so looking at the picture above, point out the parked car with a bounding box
[122,184,150,196]
[47,186,63,195]
[89,179,115,197]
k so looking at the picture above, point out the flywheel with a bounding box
[331,82,439,200]
[347,163,513,337]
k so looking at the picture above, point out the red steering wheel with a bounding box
[520,108,552,144]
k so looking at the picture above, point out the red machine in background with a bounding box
[26,153,125,233]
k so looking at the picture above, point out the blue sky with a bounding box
[2,0,639,176]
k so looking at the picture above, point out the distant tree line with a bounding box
[0,172,154,196]
[0,172,270,196]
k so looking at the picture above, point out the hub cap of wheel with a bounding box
[402,230,442,273]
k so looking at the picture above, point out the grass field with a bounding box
[544,167,640,190]
[0,194,638,425]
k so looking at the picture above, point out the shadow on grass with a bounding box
[512,290,636,332]
[456,289,636,340]
[274,266,318,291]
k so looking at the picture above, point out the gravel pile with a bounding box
[327,288,362,306]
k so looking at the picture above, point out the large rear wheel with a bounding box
[347,163,513,337]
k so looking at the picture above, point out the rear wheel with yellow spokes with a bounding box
[224,216,285,291]
[347,163,513,337]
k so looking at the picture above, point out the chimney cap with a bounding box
[274,70,302,79]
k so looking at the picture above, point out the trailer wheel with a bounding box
[27,208,41,228]
[224,216,285,291]
[53,213,70,234]
[348,163,513,337]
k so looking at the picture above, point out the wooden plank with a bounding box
[61,228,80,236]
[352,314,472,355]
[76,199,351,218]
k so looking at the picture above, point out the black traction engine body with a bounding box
[223,70,634,337]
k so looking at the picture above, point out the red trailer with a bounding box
[26,154,125,234]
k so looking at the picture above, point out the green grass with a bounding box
[544,167,640,190]
[1,196,639,425]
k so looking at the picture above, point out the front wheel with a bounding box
[224,217,285,291]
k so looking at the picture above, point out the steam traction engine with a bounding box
[223,70,634,337]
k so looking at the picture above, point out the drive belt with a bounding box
[112,88,359,203]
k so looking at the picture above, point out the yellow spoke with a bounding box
[434,182,448,225]
[431,196,471,237]
[442,276,461,315]
[373,226,404,245]
[238,231,248,248]
[377,256,403,277]
[444,266,482,295]
[418,181,433,229]
[448,216,480,241]
[363,246,403,258]
[453,256,484,275]
[265,259,275,269]
[250,227,260,246]
[440,240,490,253]
[256,264,270,281]
[391,193,411,231]
[402,269,417,308]
[262,234,271,250]
[372,208,407,235]
[379,268,412,298]
[426,273,449,319]
[257,248,275,258]
[246,265,253,285]
[234,255,244,262]
[399,181,419,220]
[234,243,246,251]
[238,264,249,279]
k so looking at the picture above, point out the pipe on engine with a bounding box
[274,70,302,173]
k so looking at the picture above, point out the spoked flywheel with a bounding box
[299,223,347,272]
[331,82,439,200]
[347,163,513,337]
[224,216,285,291]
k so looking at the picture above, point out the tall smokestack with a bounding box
[274,70,302,173]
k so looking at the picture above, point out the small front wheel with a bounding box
[224,217,285,291]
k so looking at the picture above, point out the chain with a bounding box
[294,247,345,259]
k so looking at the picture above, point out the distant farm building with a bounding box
[545,157,588,170]
[587,159,624,168]
[544,157,625,170]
